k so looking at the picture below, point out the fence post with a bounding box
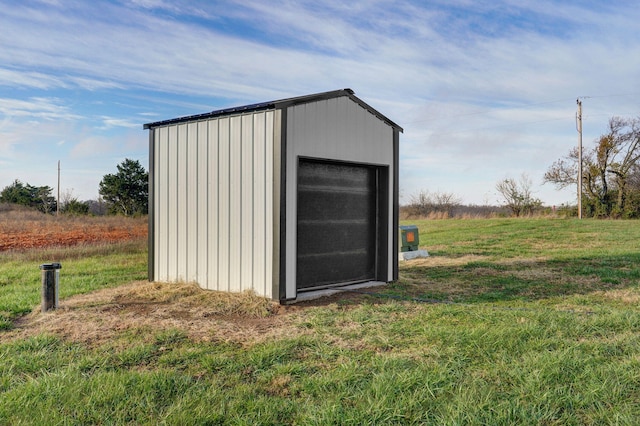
[40,263,62,313]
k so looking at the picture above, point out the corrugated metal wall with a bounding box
[152,111,275,298]
[284,96,395,299]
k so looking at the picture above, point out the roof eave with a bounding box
[143,88,403,132]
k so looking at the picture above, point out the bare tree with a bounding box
[496,173,541,217]
[58,189,89,215]
[433,191,462,213]
[606,117,640,214]
[406,189,461,217]
[544,116,640,217]
[543,146,579,189]
[59,189,75,210]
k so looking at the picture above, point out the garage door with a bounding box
[296,160,377,290]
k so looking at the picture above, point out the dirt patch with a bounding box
[0,224,147,251]
[3,282,317,347]
[0,211,147,251]
[0,228,147,251]
[403,254,490,268]
[592,288,640,305]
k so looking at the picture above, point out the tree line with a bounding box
[8,115,639,220]
[405,115,640,219]
[544,116,640,218]
[0,159,148,217]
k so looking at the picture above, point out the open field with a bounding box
[1,217,640,424]
[0,207,147,251]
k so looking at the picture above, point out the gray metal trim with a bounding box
[296,278,373,293]
[271,88,353,108]
[277,107,288,302]
[143,103,274,129]
[271,113,281,300]
[343,94,403,133]
[143,89,403,133]
[392,129,400,281]
[296,155,387,169]
[376,166,390,282]
[148,128,155,282]
[295,156,390,289]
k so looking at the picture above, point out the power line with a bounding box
[576,98,584,219]
[415,115,573,137]
[404,92,640,126]
[404,97,574,125]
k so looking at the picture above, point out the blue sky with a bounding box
[1,0,639,206]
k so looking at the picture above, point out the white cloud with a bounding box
[99,117,141,129]
[0,68,67,90]
[69,135,119,159]
[0,97,82,121]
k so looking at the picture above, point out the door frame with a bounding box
[295,157,389,292]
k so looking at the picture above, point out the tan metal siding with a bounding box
[177,124,188,281]
[167,125,179,281]
[229,116,242,292]
[187,122,198,282]
[152,111,275,298]
[206,119,219,291]
[197,121,209,285]
[155,126,169,281]
[254,112,273,296]
[241,114,253,291]
[217,117,230,290]
[284,96,395,299]
[252,114,265,295]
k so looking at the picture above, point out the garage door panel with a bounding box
[298,162,372,187]
[297,251,373,288]
[297,160,377,290]
[297,190,373,221]
[297,222,373,254]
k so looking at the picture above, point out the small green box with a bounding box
[399,225,419,252]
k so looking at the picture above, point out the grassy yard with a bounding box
[1,218,640,424]
[0,240,148,330]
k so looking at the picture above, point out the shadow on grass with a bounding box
[391,252,640,304]
[300,252,640,307]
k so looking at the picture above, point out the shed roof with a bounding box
[143,88,403,132]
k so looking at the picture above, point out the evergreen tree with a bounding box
[99,159,148,216]
[0,179,56,213]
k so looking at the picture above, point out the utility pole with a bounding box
[57,160,60,217]
[576,99,583,219]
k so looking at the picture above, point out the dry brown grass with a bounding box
[0,209,147,232]
[403,254,490,268]
[0,209,147,251]
[4,281,307,347]
[592,288,640,305]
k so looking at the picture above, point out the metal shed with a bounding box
[144,88,402,303]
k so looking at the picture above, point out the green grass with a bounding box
[2,219,640,424]
[395,218,640,304]
[0,240,147,330]
[417,217,639,258]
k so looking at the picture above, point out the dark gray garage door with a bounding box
[296,160,377,290]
